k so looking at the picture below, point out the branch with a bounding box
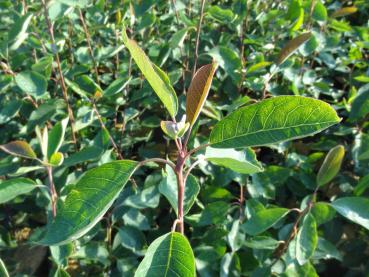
[192,0,206,77]
[40,0,78,147]
[185,143,210,160]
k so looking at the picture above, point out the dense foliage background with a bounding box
[1,0,369,276]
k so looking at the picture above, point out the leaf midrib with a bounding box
[164,233,174,277]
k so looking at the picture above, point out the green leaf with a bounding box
[205,147,263,174]
[134,232,195,277]
[159,165,200,215]
[48,117,69,158]
[331,197,369,230]
[317,145,345,187]
[349,84,369,121]
[276,33,312,65]
[49,152,64,166]
[0,99,22,124]
[8,13,33,50]
[38,160,138,245]
[0,178,37,204]
[208,6,235,23]
[311,202,336,225]
[0,258,9,277]
[32,56,53,79]
[242,208,290,235]
[15,71,48,98]
[210,96,340,148]
[186,62,218,126]
[169,28,192,49]
[331,6,357,18]
[354,173,369,196]
[122,27,178,117]
[103,77,131,97]
[296,213,318,265]
[313,1,327,22]
[114,226,147,256]
[0,140,37,159]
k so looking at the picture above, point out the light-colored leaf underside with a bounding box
[135,232,195,277]
[186,62,217,126]
[210,96,340,148]
[38,160,137,245]
[122,27,178,118]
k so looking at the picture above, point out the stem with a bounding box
[192,0,206,77]
[78,8,101,86]
[185,143,210,159]
[46,166,57,218]
[41,0,78,147]
[183,159,202,183]
[138,158,176,172]
[175,153,186,234]
[92,101,123,160]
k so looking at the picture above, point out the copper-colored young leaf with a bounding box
[331,6,357,18]
[186,62,218,126]
[0,141,37,159]
[276,32,312,65]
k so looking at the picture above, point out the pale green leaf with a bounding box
[317,145,345,187]
[48,117,69,158]
[122,27,178,117]
[296,213,318,265]
[38,160,137,245]
[210,96,340,148]
[331,197,369,230]
[134,232,195,277]
[205,147,263,174]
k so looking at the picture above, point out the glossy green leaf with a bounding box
[276,33,312,65]
[210,96,340,148]
[114,226,147,256]
[38,160,138,245]
[135,232,195,277]
[0,100,22,124]
[331,197,369,230]
[159,165,200,215]
[0,140,37,159]
[349,84,369,121]
[242,208,290,235]
[15,71,47,98]
[296,213,318,265]
[0,258,9,277]
[311,202,336,225]
[317,145,344,187]
[32,56,53,79]
[122,27,178,117]
[103,77,131,97]
[0,178,37,204]
[48,117,69,158]
[186,62,218,126]
[205,147,263,174]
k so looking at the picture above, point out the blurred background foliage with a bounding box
[0,0,369,276]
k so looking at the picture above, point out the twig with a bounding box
[78,8,101,86]
[183,159,202,183]
[185,143,210,159]
[40,0,78,147]
[92,101,123,160]
[192,0,206,77]
[46,166,57,218]
[138,158,176,172]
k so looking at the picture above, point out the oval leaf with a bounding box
[49,152,64,166]
[0,140,37,159]
[242,208,290,235]
[331,197,369,230]
[317,145,345,187]
[205,147,263,174]
[331,6,357,18]
[15,71,47,98]
[210,96,340,148]
[0,178,37,204]
[48,117,69,158]
[38,160,137,245]
[296,213,318,265]
[186,62,218,126]
[122,27,178,117]
[276,32,312,65]
[135,232,195,277]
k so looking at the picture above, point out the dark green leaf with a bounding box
[331,197,369,230]
[15,71,47,98]
[0,178,37,204]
